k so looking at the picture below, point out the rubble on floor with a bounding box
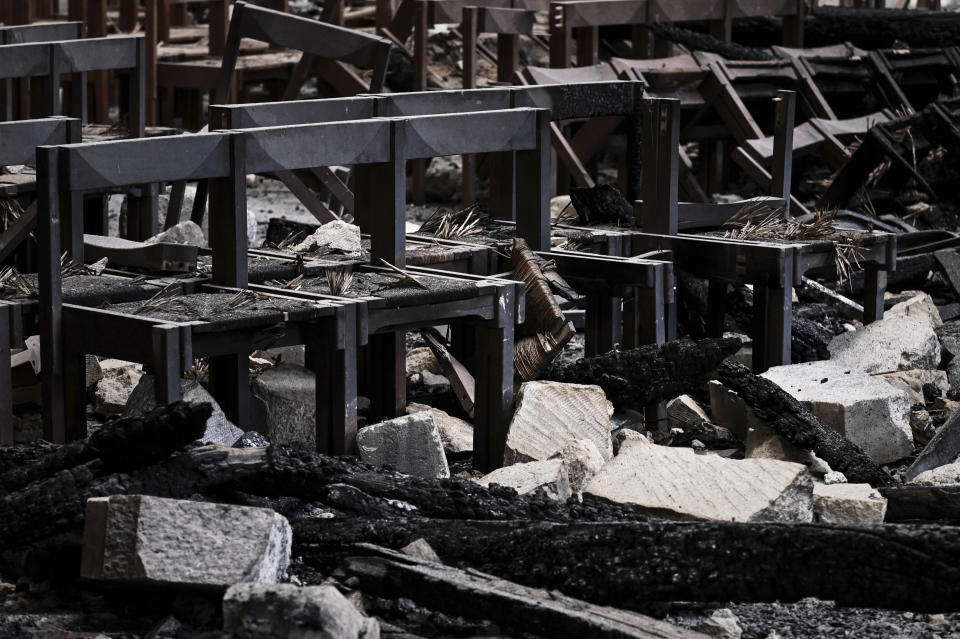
[250,363,317,450]
[357,412,450,478]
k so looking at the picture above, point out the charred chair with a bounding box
[36,131,360,446]
[630,96,896,372]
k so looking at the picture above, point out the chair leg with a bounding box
[585,294,620,357]
[367,331,405,423]
[706,278,727,337]
[863,266,887,324]
[309,309,358,455]
[152,324,183,405]
[210,352,250,429]
[473,318,515,473]
[64,350,88,441]
[0,305,12,446]
[752,276,793,373]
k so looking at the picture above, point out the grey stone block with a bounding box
[250,364,317,450]
[477,459,572,501]
[357,412,450,479]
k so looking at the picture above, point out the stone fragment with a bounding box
[406,346,441,376]
[235,431,270,448]
[908,460,960,486]
[125,375,243,447]
[828,293,941,374]
[549,439,605,495]
[936,396,960,417]
[585,439,813,522]
[874,369,949,405]
[400,538,441,563]
[147,220,206,247]
[667,394,713,430]
[613,428,646,454]
[745,423,831,476]
[250,364,317,450]
[824,471,847,485]
[937,319,960,362]
[406,403,472,454]
[694,609,742,639]
[708,380,765,440]
[760,360,913,464]
[222,583,379,639]
[477,459,571,501]
[93,359,143,415]
[813,483,887,523]
[357,412,450,478]
[550,195,571,220]
[264,345,306,367]
[504,381,613,465]
[420,370,450,391]
[292,219,362,255]
[81,495,291,588]
[422,155,461,201]
[86,355,102,389]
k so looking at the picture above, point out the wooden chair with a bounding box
[35,130,360,446]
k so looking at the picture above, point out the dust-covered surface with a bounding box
[293,270,482,305]
[107,291,328,329]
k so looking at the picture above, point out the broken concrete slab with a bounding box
[550,439,605,495]
[147,220,206,247]
[504,381,613,465]
[813,483,888,524]
[222,583,379,639]
[874,369,949,405]
[613,428,647,454]
[125,375,243,447]
[908,460,960,486]
[400,538,441,563]
[694,608,742,639]
[421,370,451,392]
[477,459,572,501]
[292,219,362,255]
[828,293,941,374]
[93,359,143,415]
[745,423,831,476]
[585,439,813,522]
[357,412,450,479]
[760,360,913,464]
[406,403,472,454]
[250,364,317,450]
[667,395,714,431]
[708,380,765,441]
[81,495,291,588]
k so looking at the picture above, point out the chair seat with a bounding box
[2,274,162,306]
[296,270,483,307]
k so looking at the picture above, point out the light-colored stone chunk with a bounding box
[250,364,318,450]
[874,369,948,405]
[761,360,913,464]
[222,583,379,639]
[147,220,206,247]
[477,459,571,501]
[585,439,813,522]
[125,375,243,447]
[813,483,887,523]
[357,412,450,479]
[406,347,442,376]
[908,460,960,486]
[406,403,472,454]
[745,423,831,476]
[81,495,291,588]
[828,293,941,374]
[93,359,143,415]
[667,395,713,430]
[708,380,764,440]
[292,219,361,255]
[504,381,613,465]
[550,439,605,495]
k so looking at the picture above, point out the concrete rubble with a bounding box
[250,363,318,450]
[813,483,888,524]
[222,583,380,639]
[81,495,291,588]
[406,403,473,454]
[93,359,143,415]
[503,381,614,464]
[585,438,814,522]
[477,458,572,501]
[357,412,450,478]
[292,219,362,254]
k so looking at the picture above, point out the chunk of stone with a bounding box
[874,369,949,405]
[406,346,441,376]
[423,155,461,201]
[420,370,450,392]
[613,428,646,454]
[745,423,831,476]
[406,403,472,454]
[824,471,847,484]
[234,431,270,448]
[147,220,206,247]
[477,459,571,501]
[813,483,887,524]
[81,495,291,588]
[585,439,813,522]
[504,381,613,465]
[828,293,941,374]
[908,460,960,486]
[357,412,450,478]
[937,319,960,363]
[760,360,913,464]
[549,439,605,495]
[250,364,317,450]
[708,380,765,440]
[86,355,102,389]
[292,219,361,254]
[264,345,306,367]
[667,394,713,430]
[93,359,143,415]
[125,375,243,447]
[694,609,742,639]
[400,538,441,563]
[222,583,379,639]
[550,195,572,220]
